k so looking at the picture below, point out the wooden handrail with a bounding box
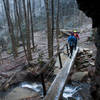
[36,43,68,75]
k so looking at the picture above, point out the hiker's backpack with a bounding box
[68,36,76,46]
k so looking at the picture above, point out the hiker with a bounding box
[73,30,80,49]
[68,32,76,58]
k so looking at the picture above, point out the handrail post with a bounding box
[58,52,62,69]
[66,44,69,56]
[41,73,46,96]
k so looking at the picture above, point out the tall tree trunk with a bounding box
[22,0,32,61]
[3,0,18,58]
[32,0,36,22]
[29,0,34,50]
[51,0,54,53]
[44,0,53,59]
[14,0,28,61]
[14,1,19,46]
[18,0,23,23]
[56,0,60,51]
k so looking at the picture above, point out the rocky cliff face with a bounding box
[76,0,100,99]
[76,0,100,28]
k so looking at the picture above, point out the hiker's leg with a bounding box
[75,39,77,49]
[70,46,73,57]
[72,46,74,55]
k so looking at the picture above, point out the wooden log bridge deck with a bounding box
[44,47,79,100]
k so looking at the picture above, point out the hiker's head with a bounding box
[73,30,77,33]
[71,32,74,36]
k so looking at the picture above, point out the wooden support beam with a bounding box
[41,73,46,96]
[44,47,79,100]
[66,44,69,56]
[58,53,62,69]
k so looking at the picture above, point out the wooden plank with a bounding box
[44,47,79,100]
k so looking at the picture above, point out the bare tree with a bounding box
[56,0,60,51]
[22,0,32,61]
[44,0,53,58]
[3,0,18,58]
[14,0,19,46]
[28,0,34,50]
[14,0,28,61]
[51,0,54,53]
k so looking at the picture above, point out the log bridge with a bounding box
[44,47,79,100]
[37,44,79,100]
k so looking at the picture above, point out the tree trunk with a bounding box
[14,0,28,61]
[29,0,34,50]
[44,0,53,59]
[56,0,60,52]
[51,0,54,53]
[22,0,32,61]
[3,0,18,58]
[14,1,19,47]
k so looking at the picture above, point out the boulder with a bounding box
[83,48,90,51]
[82,63,90,67]
[81,59,89,64]
[79,48,84,53]
[89,62,95,66]
[88,50,93,55]
[71,72,88,81]
[5,87,38,100]
[87,51,93,57]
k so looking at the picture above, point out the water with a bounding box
[0,82,43,100]
[62,82,91,100]
[63,86,82,100]
[0,81,91,100]
[20,82,43,95]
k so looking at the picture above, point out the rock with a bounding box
[83,48,90,52]
[80,67,88,71]
[88,50,93,54]
[79,48,84,53]
[82,63,90,67]
[88,67,95,77]
[89,62,95,66]
[71,72,88,81]
[91,57,95,61]
[87,51,93,57]
[5,87,38,100]
[67,97,76,100]
[83,59,89,63]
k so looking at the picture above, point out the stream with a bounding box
[0,82,43,100]
[62,81,91,100]
[0,81,91,100]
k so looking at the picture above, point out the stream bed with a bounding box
[0,82,43,100]
[0,81,92,100]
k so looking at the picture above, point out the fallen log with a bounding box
[0,72,16,91]
[0,72,9,78]
[0,63,28,91]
